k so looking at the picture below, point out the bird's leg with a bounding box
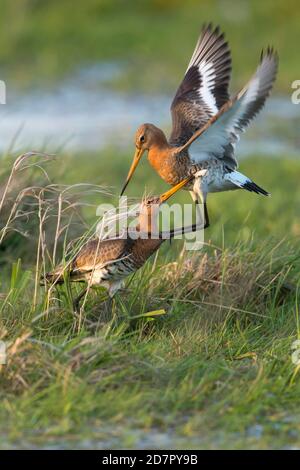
[189,191,202,224]
[106,295,113,312]
[73,287,88,313]
[197,194,210,229]
[189,190,206,228]
[101,294,115,323]
[191,170,210,229]
[108,280,123,298]
[203,201,210,229]
[194,199,204,226]
[101,281,122,314]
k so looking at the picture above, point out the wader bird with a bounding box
[121,24,278,227]
[44,176,198,310]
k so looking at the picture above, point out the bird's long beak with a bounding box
[159,175,193,203]
[120,148,145,196]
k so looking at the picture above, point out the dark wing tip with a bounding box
[259,46,279,88]
[201,22,223,39]
[202,22,213,32]
[260,46,279,64]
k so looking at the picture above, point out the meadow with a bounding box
[1,148,300,449]
[0,0,300,451]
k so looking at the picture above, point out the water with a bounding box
[0,63,299,156]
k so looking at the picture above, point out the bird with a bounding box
[43,175,198,311]
[120,24,278,228]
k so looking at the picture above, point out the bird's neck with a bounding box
[148,143,172,175]
[137,209,160,235]
[148,144,187,186]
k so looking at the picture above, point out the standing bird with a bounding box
[120,24,278,227]
[44,176,197,310]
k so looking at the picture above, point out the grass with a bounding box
[1,148,300,449]
[0,0,299,92]
[0,0,299,451]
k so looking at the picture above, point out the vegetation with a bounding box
[1,149,300,449]
[0,0,299,451]
[0,0,299,92]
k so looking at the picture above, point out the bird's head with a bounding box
[120,123,167,196]
[135,123,166,151]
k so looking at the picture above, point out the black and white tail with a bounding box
[225,170,270,196]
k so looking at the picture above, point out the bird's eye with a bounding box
[140,135,145,143]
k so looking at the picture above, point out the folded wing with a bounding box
[73,238,134,273]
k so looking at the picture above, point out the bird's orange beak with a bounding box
[120,147,145,196]
[159,175,193,203]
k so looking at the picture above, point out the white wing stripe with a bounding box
[198,61,218,114]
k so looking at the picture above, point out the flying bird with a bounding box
[121,24,278,227]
